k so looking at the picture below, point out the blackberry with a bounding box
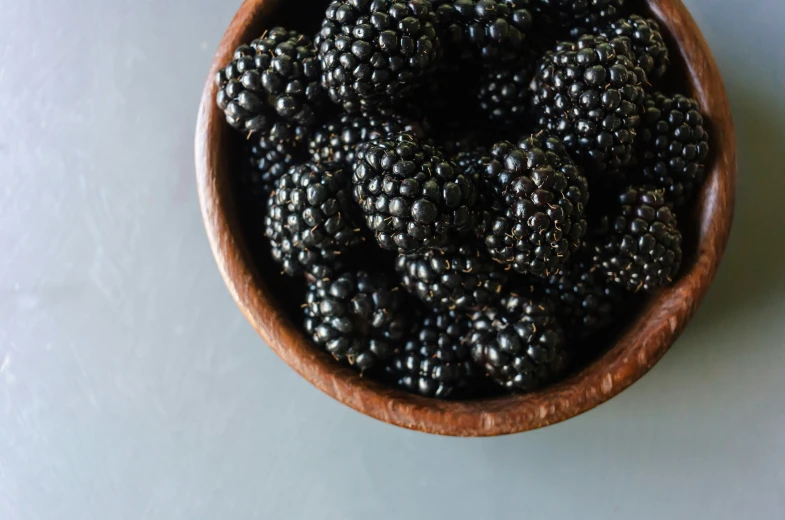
[215,27,322,133]
[477,59,536,124]
[481,135,589,277]
[531,34,646,174]
[385,311,476,397]
[541,255,623,340]
[304,271,406,369]
[245,121,308,196]
[316,0,441,112]
[564,0,627,38]
[469,294,567,391]
[395,244,509,311]
[432,0,535,65]
[352,132,477,253]
[593,185,683,292]
[264,162,361,277]
[636,93,710,208]
[308,111,416,169]
[532,0,627,37]
[451,147,499,237]
[597,15,669,80]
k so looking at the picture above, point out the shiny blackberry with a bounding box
[316,0,441,112]
[304,271,406,369]
[215,27,322,133]
[469,294,567,392]
[481,135,589,277]
[432,0,535,64]
[597,15,668,80]
[564,0,627,38]
[541,255,623,340]
[477,59,535,123]
[245,121,309,196]
[352,132,477,253]
[636,93,710,208]
[264,162,361,277]
[308,111,417,169]
[395,244,509,311]
[593,185,683,292]
[532,0,627,37]
[530,34,646,174]
[385,310,476,397]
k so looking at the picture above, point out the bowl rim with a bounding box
[195,0,737,436]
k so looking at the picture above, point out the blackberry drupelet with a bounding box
[469,294,567,391]
[264,162,361,277]
[308,111,416,169]
[481,135,589,277]
[541,255,623,340]
[352,132,477,253]
[597,15,669,80]
[215,27,322,133]
[304,271,407,369]
[593,185,683,292]
[530,34,646,174]
[385,310,476,397]
[432,0,534,64]
[477,59,536,124]
[245,121,309,196]
[637,93,710,208]
[395,243,509,311]
[316,0,441,112]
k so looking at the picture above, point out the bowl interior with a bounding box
[197,0,735,436]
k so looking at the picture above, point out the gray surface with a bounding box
[1,0,784,518]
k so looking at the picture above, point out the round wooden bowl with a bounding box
[195,0,736,436]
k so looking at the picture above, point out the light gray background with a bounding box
[1,0,784,518]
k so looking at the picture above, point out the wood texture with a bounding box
[194,0,737,436]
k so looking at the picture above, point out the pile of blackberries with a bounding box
[215,0,710,399]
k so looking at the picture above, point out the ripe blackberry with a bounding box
[531,34,646,174]
[304,271,406,369]
[564,0,627,38]
[477,59,536,124]
[593,185,683,292]
[481,135,589,277]
[636,93,710,208]
[308,111,416,169]
[245,121,308,196]
[395,244,508,311]
[541,255,623,340]
[469,294,567,392]
[215,27,322,133]
[316,0,441,112]
[597,15,668,80]
[352,132,477,253]
[385,310,476,397]
[432,0,535,64]
[265,162,361,277]
[532,0,627,37]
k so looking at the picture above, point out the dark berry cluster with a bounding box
[214,0,710,400]
[316,0,441,112]
[531,34,647,173]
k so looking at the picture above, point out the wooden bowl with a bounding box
[195,0,736,436]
